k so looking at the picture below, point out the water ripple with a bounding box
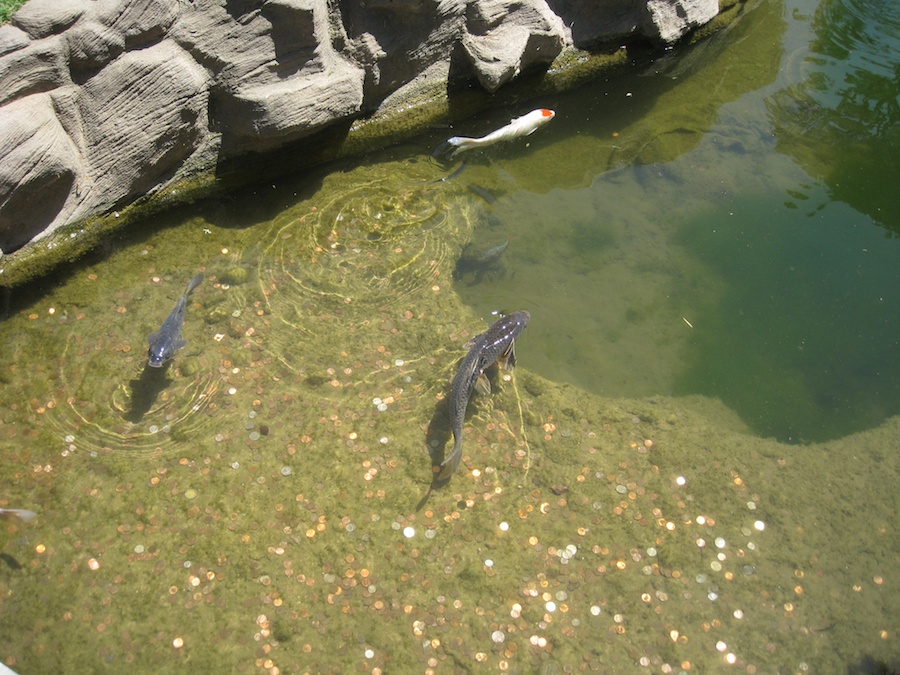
[255,161,475,367]
[42,301,227,457]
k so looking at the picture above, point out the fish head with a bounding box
[147,331,169,367]
[147,331,186,368]
[505,310,530,328]
[519,110,555,135]
[147,348,169,368]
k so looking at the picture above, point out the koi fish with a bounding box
[437,109,555,158]
[147,274,203,368]
[0,508,37,523]
[441,311,530,478]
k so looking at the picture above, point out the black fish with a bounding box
[441,311,530,478]
[147,274,203,368]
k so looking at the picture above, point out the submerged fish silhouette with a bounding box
[147,274,203,368]
[453,240,509,283]
[441,311,530,479]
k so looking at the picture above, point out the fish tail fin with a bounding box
[432,140,453,159]
[17,509,37,522]
[1,509,37,523]
[185,274,204,296]
[437,436,464,482]
[440,435,463,468]
[434,136,476,159]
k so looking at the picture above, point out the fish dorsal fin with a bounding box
[500,342,517,370]
[464,333,484,350]
[475,373,492,396]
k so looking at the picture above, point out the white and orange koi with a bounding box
[438,108,555,158]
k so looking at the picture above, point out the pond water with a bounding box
[1,0,897,673]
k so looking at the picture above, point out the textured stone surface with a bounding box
[0,37,67,106]
[99,0,180,44]
[77,41,209,209]
[10,0,84,39]
[189,0,366,148]
[340,0,465,106]
[0,94,81,253]
[66,20,126,73]
[0,24,30,57]
[646,0,719,44]
[0,0,720,254]
[461,0,566,92]
[545,0,718,47]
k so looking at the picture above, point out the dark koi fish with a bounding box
[441,311,530,478]
[147,274,203,368]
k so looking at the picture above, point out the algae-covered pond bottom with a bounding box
[1,0,898,672]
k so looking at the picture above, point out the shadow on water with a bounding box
[847,655,900,675]
[0,552,23,570]
[415,395,453,511]
[124,364,174,423]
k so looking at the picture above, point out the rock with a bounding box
[95,0,180,45]
[66,20,126,73]
[10,0,85,39]
[77,41,209,209]
[341,0,465,105]
[0,94,81,253]
[461,0,566,92]
[220,67,365,147]
[547,0,718,47]
[177,0,364,149]
[645,0,718,44]
[172,2,275,86]
[542,0,640,48]
[0,25,30,58]
[0,37,68,107]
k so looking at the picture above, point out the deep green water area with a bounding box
[1,0,898,673]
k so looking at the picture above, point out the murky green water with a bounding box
[1,0,898,673]
[452,0,899,444]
